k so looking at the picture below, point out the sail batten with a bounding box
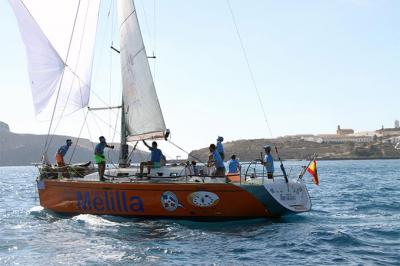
[10,0,100,118]
[118,0,166,141]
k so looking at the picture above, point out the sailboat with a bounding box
[10,0,312,220]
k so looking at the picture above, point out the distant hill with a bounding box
[0,121,149,166]
[189,138,400,162]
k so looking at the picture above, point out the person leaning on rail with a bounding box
[94,136,114,182]
[55,139,72,178]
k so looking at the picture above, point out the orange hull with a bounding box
[37,179,274,219]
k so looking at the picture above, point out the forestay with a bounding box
[9,0,100,118]
[118,0,166,141]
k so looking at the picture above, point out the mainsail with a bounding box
[10,0,100,118]
[118,0,166,141]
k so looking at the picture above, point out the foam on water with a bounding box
[72,214,129,227]
[28,205,44,214]
[0,162,399,265]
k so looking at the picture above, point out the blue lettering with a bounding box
[109,191,115,211]
[116,191,122,211]
[122,192,128,212]
[76,191,91,210]
[76,191,144,213]
[129,196,144,212]
[104,191,110,211]
[93,194,104,211]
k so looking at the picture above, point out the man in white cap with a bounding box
[216,136,225,160]
[262,145,274,179]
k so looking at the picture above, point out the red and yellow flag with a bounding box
[307,160,319,185]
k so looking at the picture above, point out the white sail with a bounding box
[10,0,100,117]
[118,0,166,141]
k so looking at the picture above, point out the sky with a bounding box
[0,0,399,159]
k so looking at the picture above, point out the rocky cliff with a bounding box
[0,122,148,166]
[189,138,400,162]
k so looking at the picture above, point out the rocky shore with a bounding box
[189,138,400,162]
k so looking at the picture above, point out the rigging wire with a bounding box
[108,0,116,138]
[152,0,157,83]
[90,89,120,115]
[138,0,155,51]
[46,2,92,155]
[226,1,290,182]
[84,116,96,151]
[226,0,274,139]
[167,140,205,164]
[89,109,122,136]
[111,108,120,143]
[89,111,104,138]
[43,0,83,156]
[68,109,90,163]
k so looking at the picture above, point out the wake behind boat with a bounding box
[11,0,315,220]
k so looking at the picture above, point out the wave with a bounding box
[315,229,373,248]
[28,205,44,214]
[28,205,64,221]
[72,214,128,227]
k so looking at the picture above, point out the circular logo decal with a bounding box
[161,191,181,212]
[187,191,220,208]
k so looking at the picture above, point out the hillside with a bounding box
[0,122,149,166]
[189,138,400,162]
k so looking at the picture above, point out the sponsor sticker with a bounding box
[161,191,183,211]
[187,191,220,208]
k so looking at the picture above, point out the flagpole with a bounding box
[298,153,317,180]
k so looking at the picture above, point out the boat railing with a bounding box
[36,163,95,180]
[238,161,292,185]
[36,160,293,185]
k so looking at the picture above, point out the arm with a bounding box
[142,140,151,149]
[106,143,114,149]
[207,153,215,167]
[261,156,268,166]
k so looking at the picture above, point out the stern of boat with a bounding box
[240,179,311,217]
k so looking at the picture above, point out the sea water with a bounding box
[0,160,399,265]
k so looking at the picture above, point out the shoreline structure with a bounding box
[1,121,400,165]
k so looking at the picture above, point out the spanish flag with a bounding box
[307,160,319,185]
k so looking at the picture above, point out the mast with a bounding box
[119,100,129,167]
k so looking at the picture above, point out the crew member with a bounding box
[208,144,225,176]
[55,139,72,167]
[140,141,164,176]
[227,154,241,174]
[94,136,114,181]
[55,139,72,178]
[216,136,225,160]
[262,145,274,179]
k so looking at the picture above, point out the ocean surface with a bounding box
[0,160,399,265]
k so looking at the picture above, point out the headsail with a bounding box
[10,0,100,118]
[118,0,166,141]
